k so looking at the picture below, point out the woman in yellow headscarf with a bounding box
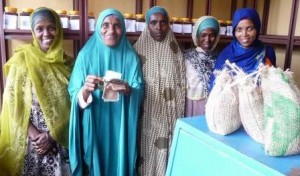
[0,7,73,175]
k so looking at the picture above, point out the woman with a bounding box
[209,8,276,90]
[0,7,73,175]
[133,6,185,176]
[68,8,144,176]
[183,16,220,117]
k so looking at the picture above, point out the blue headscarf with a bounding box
[209,8,276,91]
[146,6,169,24]
[232,8,261,40]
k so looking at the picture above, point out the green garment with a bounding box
[68,8,144,176]
[0,7,73,175]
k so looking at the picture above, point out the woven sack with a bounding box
[205,67,241,135]
[261,67,300,156]
[228,62,264,144]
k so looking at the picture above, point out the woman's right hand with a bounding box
[31,132,54,155]
[82,75,103,101]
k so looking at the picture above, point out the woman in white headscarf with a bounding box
[183,16,220,117]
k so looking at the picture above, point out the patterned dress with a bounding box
[183,47,217,117]
[22,91,71,176]
[134,28,186,176]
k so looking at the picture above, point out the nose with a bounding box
[107,25,115,33]
[155,23,161,31]
[43,29,50,37]
[241,29,248,37]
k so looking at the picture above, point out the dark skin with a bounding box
[28,19,56,156]
[148,13,170,42]
[82,16,131,102]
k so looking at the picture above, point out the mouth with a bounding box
[42,38,53,46]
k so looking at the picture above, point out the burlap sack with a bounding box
[261,67,300,156]
[206,68,241,135]
[229,63,264,144]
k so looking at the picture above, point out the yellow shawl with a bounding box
[0,7,73,175]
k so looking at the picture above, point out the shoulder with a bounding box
[183,48,196,59]
[264,44,276,65]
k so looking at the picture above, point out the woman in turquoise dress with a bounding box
[68,8,144,176]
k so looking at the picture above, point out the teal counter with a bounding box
[166,116,300,176]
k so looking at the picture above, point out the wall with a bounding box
[4,0,300,87]
[6,0,74,58]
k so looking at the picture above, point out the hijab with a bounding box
[209,8,276,91]
[0,7,72,175]
[192,16,220,51]
[214,8,275,73]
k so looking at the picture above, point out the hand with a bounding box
[83,75,103,100]
[31,132,55,155]
[290,167,300,176]
[117,82,131,95]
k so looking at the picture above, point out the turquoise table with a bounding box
[166,116,300,176]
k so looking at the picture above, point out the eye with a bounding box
[150,21,157,26]
[235,27,242,32]
[49,27,56,32]
[160,20,168,25]
[35,27,42,32]
[247,26,255,31]
[114,23,121,29]
[102,22,110,29]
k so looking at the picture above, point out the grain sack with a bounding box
[261,67,300,156]
[230,63,265,144]
[206,67,241,135]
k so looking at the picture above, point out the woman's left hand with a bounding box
[31,132,54,155]
[117,82,131,95]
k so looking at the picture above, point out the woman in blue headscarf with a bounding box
[209,8,276,90]
[68,8,144,176]
[184,16,220,117]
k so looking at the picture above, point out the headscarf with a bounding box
[0,7,72,175]
[68,8,143,176]
[209,8,276,91]
[232,7,261,40]
[146,6,169,24]
[192,16,220,51]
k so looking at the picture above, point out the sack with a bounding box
[261,67,300,156]
[229,63,264,144]
[206,67,241,135]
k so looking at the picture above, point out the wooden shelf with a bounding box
[4,29,81,40]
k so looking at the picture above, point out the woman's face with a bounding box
[234,19,257,48]
[33,19,56,52]
[196,28,217,52]
[100,16,122,47]
[148,13,169,42]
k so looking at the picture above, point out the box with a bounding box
[166,116,300,176]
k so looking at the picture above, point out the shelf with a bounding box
[4,29,81,40]
[4,29,291,47]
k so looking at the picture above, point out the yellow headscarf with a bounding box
[0,7,73,175]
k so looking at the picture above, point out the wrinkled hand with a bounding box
[84,75,103,92]
[31,132,55,155]
[82,75,104,100]
[117,82,131,95]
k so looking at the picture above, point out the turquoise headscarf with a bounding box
[192,16,220,50]
[146,6,169,24]
[68,8,144,176]
[95,8,126,47]
[196,18,219,36]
